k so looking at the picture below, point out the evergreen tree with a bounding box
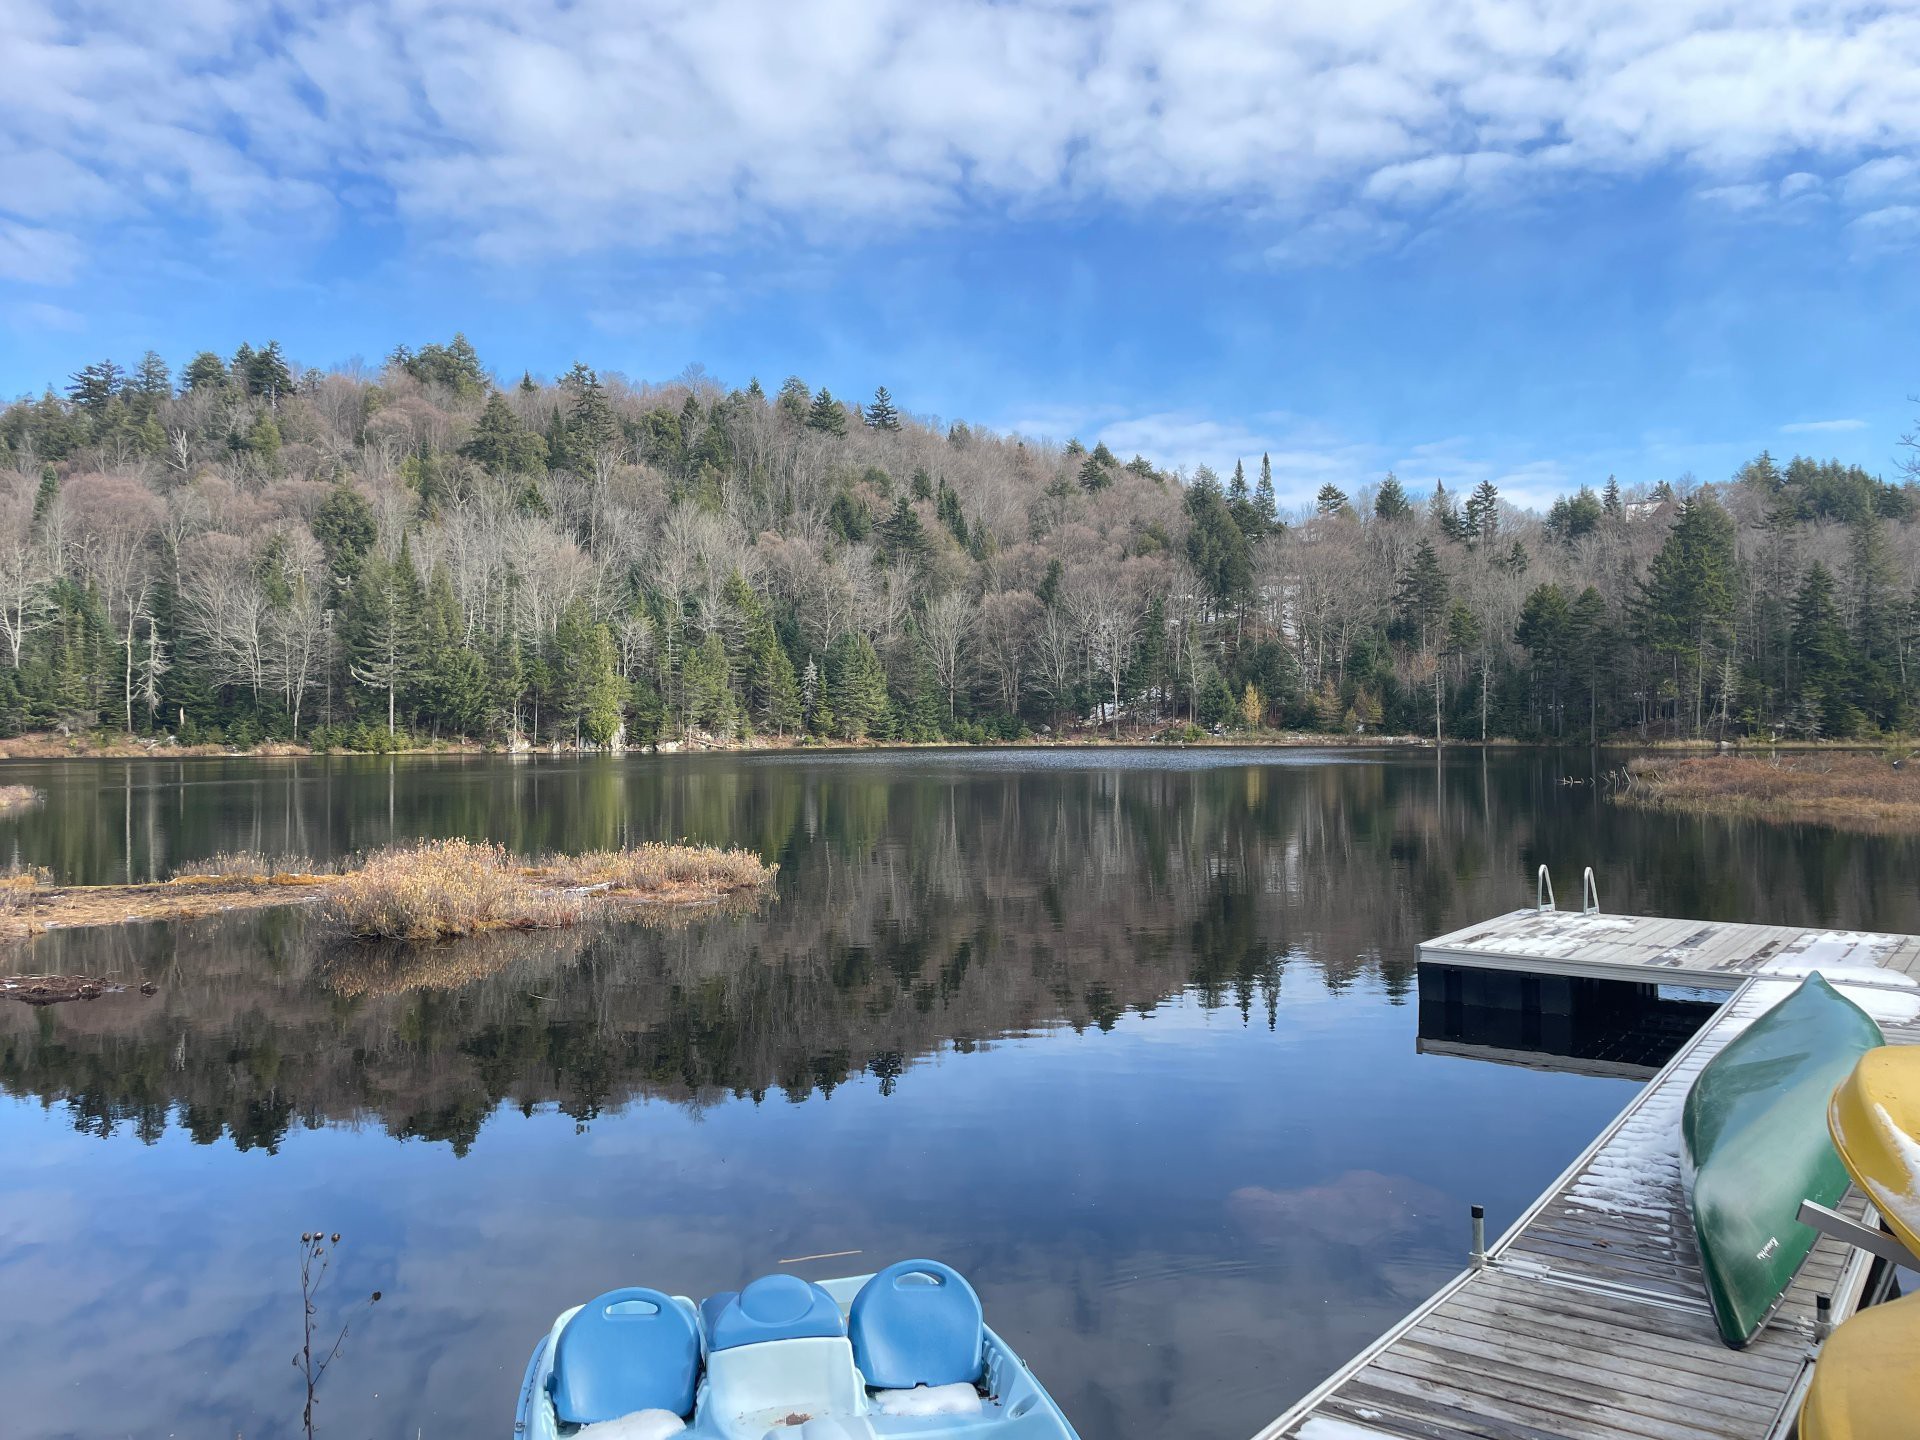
[130,352,172,412]
[563,365,618,470]
[183,351,229,393]
[345,542,425,733]
[1602,475,1623,516]
[776,376,812,426]
[1636,494,1738,734]
[32,464,60,534]
[462,392,548,475]
[807,388,849,436]
[1738,451,1784,494]
[1463,479,1500,545]
[1254,454,1278,527]
[1184,472,1254,609]
[1850,511,1904,729]
[419,568,489,737]
[826,632,889,740]
[679,629,734,735]
[1517,583,1574,736]
[551,601,625,745]
[1392,540,1449,652]
[1569,586,1612,743]
[1374,472,1412,520]
[1790,562,1854,737]
[314,483,377,602]
[396,333,486,398]
[1431,481,1464,540]
[244,412,282,465]
[878,497,929,564]
[864,385,901,431]
[243,341,294,406]
[1078,454,1111,492]
[1315,483,1349,516]
[1545,487,1603,544]
[66,360,124,416]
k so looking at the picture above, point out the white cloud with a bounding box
[4,2,1920,277]
[1846,204,1920,255]
[1002,404,1586,511]
[1781,417,1868,433]
[0,221,79,284]
[1839,156,1920,203]
[3,300,85,333]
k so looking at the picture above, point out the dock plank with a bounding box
[1255,928,1920,1440]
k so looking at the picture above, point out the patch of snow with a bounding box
[1859,1101,1920,1253]
[1450,913,1637,957]
[1836,985,1920,1027]
[1765,933,1916,990]
[1566,987,1780,1219]
[1567,1072,1687,1219]
[578,1410,687,1440]
[870,1383,981,1417]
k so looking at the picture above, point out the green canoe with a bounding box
[1681,973,1884,1348]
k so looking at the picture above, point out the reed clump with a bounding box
[321,839,581,941]
[184,851,334,883]
[1618,752,1920,832]
[540,842,775,895]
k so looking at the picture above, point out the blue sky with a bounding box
[4,1,1920,509]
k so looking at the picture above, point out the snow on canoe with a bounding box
[1827,1042,1920,1259]
[513,1260,1081,1439]
[1681,973,1884,1348]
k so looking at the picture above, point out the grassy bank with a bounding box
[0,840,776,944]
[1615,752,1920,832]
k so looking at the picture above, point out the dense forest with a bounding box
[2,335,1918,748]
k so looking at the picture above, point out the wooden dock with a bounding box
[1256,905,1920,1440]
[1421,906,1920,990]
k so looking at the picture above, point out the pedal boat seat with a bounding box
[847,1260,984,1390]
[705,1274,845,1351]
[549,1287,701,1426]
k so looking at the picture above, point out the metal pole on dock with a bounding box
[1470,1204,1486,1269]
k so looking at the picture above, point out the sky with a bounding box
[3,0,1920,510]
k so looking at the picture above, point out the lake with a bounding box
[2,747,1917,1440]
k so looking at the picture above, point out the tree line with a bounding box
[2,334,1918,748]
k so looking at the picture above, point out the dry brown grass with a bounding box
[534,842,775,896]
[183,851,335,882]
[320,839,582,941]
[0,784,41,813]
[1618,752,1920,832]
[0,839,773,943]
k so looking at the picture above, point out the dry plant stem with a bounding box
[296,1231,379,1439]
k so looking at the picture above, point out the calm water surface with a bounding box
[2,747,1918,1440]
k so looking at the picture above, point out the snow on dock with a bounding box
[1257,903,1920,1440]
[1421,905,1920,990]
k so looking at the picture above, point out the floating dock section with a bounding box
[1256,899,1920,1440]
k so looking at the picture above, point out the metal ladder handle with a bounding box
[1583,867,1600,916]
[1536,865,1555,912]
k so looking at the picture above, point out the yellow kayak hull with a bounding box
[1802,1290,1920,1440]
[1827,1045,1920,1258]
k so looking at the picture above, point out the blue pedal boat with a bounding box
[514,1259,1081,1440]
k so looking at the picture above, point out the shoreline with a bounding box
[0,730,1911,765]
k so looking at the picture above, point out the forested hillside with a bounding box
[2,336,1917,748]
